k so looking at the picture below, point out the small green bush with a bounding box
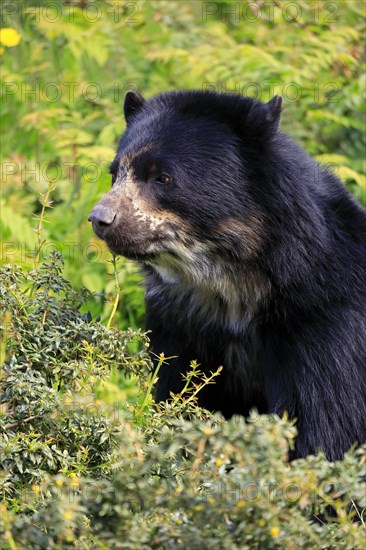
[0,252,150,506]
[1,253,365,549]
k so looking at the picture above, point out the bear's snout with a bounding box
[88,206,116,239]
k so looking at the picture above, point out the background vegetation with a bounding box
[1,1,366,548]
[1,0,365,326]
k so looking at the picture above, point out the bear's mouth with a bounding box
[103,233,171,261]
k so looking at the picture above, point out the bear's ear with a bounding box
[266,96,282,131]
[124,91,145,124]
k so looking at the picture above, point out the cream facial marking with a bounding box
[113,168,165,231]
[214,215,264,257]
[113,167,185,236]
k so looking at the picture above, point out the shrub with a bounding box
[1,254,365,549]
[0,252,150,506]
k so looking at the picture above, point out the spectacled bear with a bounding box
[89,90,366,460]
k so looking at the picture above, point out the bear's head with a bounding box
[88,90,282,285]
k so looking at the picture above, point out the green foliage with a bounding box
[1,255,366,549]
[1,0,365,327]
[0,252,150,506]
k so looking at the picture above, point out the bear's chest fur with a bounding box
[146,270,267,396]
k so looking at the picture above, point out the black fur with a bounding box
[89,90,366,460]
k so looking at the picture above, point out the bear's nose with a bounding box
[88,207,116,238]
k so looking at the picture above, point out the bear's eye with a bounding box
[156,174,173,185]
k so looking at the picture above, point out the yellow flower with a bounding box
[235,500,245,509]
[69,473,79,488]
[215,458,224,467]
[257,519,266,527]
[0,28,21,47]
[64,511,73,521]
[203,427,212,436]
[270,526,280,538]
[193,504,203,512]
[32,484,41,494]
[55,479,63,487]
